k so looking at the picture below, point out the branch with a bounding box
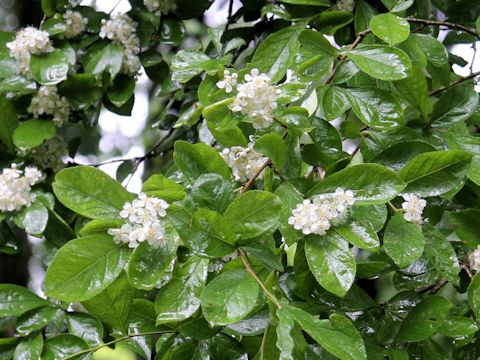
[62,330,176,360]
[405,17,479,39]
[429,70,480,96]
[240,159,271,193]
[239,249,282,308]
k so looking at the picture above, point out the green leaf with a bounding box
[0,284,50,317]
[0,96,18,151]
[450,209,480,248]
[58,74,103,110]
[305,233,356,297]
[12,119,55,149]
[142,174,186,202]
[14,200,48,235]
[0,75,37,95]
[430,83,479,127]
[16,306,60,336]
[251,26,302,83]
[381,0,414,12]
[174,141,232,181]
[370,13,410,46]
[396,295,451,342]
[335,220,380,252]
[468,273,480,320]
[41,334,90,360]
[127,225,178,289]
[354,0,378,34]
[191,173,236,213]
[224,190,282,240]
[467,156,480,186]
[383,212,424,268]
[275,182,304,245]
[394,67,430,120]
[342,45,411,81]
[299,30,338,57]
[412,34,448,67]
[285,305,367,360]
[44,234,130,302]
[30,49,69,85]
[53,166,135,220]
[351,204,387,232]
[399,150,472,197]
[320,86,350,121]
[201,269,260,326]
[371,140,436,172]
[423,223,460,285]
[307,164,405,204]
[190,209,236,255]
[438,317,478,339]
[279,0,330,5]
[171,50,225,83]
[276,307,296,360]
[107,75,135,107]
[346,88,404,130]
[13,334,43,360]
[67,313,104,347]
[155,256,209,324]
[83,41,124,80]
[82,272,133,332]
[254,133,287,169]
[242,243,284,272]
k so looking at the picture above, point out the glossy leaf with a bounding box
[370,13,410,46]
[299,30,337,57]
[30,49,69,85]
[383,212,425,268]
[335,220,380,251]
[342,45,411,81]
[224,190,282,240]
[305,233,356,297]
[191,173,236,213]
[0,284,50,317]
[82,272,133,332]
[53,166,135,220]
[0,96,18,151]
[13,334,43,360]
[468,273,480,320]
[83,42,124,79]
[67,313,104,347]
[142,174,186,202]
[16,306,60,336]
[201,269,260,326]
[155,256,209,324]
[41,334,90,360]
[44,235,130,302]
[307,164,405,204]
[396,295,451,342]
[399,150,472,197]
[12,119,55,149]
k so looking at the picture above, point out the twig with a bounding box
[225,0,235,32]
[429,70,480,96]
[461,263,473,279]
[239,249,282,308]
[62,330,176,360]
[240,159,271,193]
[405,17,479,39]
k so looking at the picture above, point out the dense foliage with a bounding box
[1,0,480,358]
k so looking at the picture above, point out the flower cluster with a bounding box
[216,70,238,93]
[228,68,280,129]
[220,142,268,182]
[401,193,426,224]
[108,192,169,248]
[144,0,177,15]
[63,10,88,38]
[288,188,355,235]
[7,26,53,75]
[0,164,42,212]
[99,13,141,75]
[337,0,356,11]
[32,135,68,171]
[27,85,71,126]
[469,246,480,272]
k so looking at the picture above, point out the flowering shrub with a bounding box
[0,0,480,359]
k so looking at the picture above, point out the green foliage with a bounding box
[1,1,480,359]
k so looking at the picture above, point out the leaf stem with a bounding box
[405,17,479,39]
[62,330,176,360]
[428,70,480,97]
[387,201,400,212]
[239,249,282,308]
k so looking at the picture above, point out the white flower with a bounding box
[0,164,42,213]
[109,192,169,248]
[6,26,53,75]
[216,70,238,93]
[229,68,280,129]
[469,246,480,271]
[288,188,355,236]
[27,85,71,126]
[144,0,177,15]
[32,135,68,171]
[401,193,426,224]
[220,142,268,182]
[337,0,356,11]
[63,10,88,38]
[99,14,141,76]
